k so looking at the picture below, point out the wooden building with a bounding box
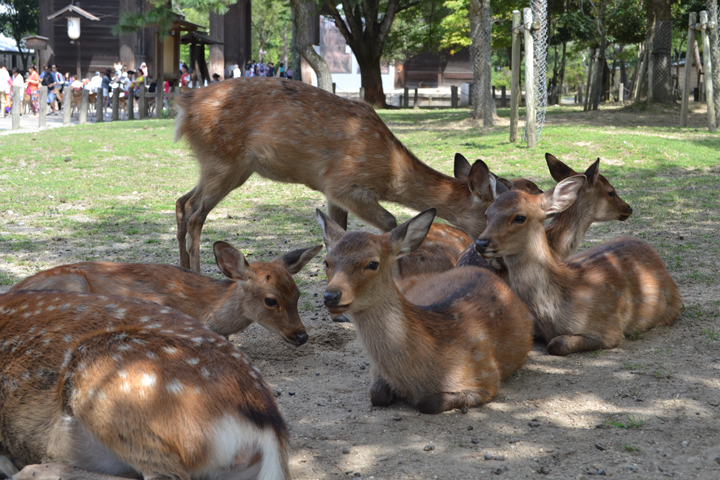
[396,48,473,89]
[38,0,251,81]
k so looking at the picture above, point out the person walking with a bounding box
[180,64,191,92]
[233,64,241,78]
[27,65,40,115]
[267,62,275,77]
[41,65,58,115]
[278,62,285,78]
[0,61,10,117]
[257,60,266,77]
[101,67,112,111]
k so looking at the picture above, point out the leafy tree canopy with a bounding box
[114,0,234,37]
[0,0,39,69]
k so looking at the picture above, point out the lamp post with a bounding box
[47,5,99,79]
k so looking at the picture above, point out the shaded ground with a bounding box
[1,104,719,480]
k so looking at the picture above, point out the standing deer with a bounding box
[174,78,503,272]
[316,208,533,413]
[474,176,682,356]
[0,291,289,480]
[10,241,321,346]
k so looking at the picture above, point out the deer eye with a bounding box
[608,191,616,198]
[512,215,526,224]
[365,261,379,270]
[264,298,278,307]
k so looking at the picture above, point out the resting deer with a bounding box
[0,290,289,480]
[543,153,633,259]
[394,157,544,282]
[317,208,532,413]
[174,78,505,272]
[10,241,321,347]
[474,175,682,356]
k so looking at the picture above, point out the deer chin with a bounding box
[619,213,631,221]
[326,304,350,316]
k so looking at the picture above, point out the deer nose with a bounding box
[627,206,633,214]
[324,291,343,307]
[296,332,308,345]
[475,239,491,253]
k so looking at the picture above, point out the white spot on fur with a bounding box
[163,346,178,355]
[166,379,184,394]
[200,367,211,379]
[187,358,199,366]
[139,316,150,323]
[64,334,73,343]
[141,373,156,387]
[117,344,133,351]
[146,351,158,360]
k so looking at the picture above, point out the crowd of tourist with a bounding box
[1,57,291,118]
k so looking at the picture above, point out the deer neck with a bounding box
[502,233,569,335]
[203,280,250,336]
[390,144,472,225]
[544,195,594,259]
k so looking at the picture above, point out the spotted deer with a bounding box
[10,241,321,346]
[0,291,289,480]
[474,175,682,356]
[174,78,505,272]
[316,208,533,413]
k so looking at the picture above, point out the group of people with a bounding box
[0,62,68,117]
[227,60,292,80]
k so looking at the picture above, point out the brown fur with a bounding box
[9,242,321,346]
[475,177,682,356]
[317,208,533,413]
[544,154,633,258]
[0,291,290,480]
[174,79,502,272]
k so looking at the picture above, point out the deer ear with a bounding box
[275,245,323,274]
[540,175,586,215]
[492,174,511,200]
[213,242,251,281]
[545,153,576,182]
[454,153,472,180]
[389,208,436,258]
[316,209,346,252]
[467,160,494,203]
[496,176,514,191]
[583,158,600,188]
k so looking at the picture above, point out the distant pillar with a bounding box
[209,10,225,78]
[118,0,136,70]
[222,1,252,74]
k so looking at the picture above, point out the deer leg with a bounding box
[369,375,396,407]
[416,390,495,414]
[326,199,348,231]
[175,187,197,269]
[330,194,397,232]
[546,334,608,356]
[184,169,253,272]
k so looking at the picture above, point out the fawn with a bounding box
[0,291,289,480]
[474,175,682,356]
[174,78,504,272]
[544,153,633,259]
[10,241,321,346]
[316,208,533,413]
[393,157,546,282]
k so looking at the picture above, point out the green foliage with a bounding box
[114,0,234,38]
[0,0,39,70]
[383,0,448,62]
[439,0,469,51]
[605,415,646,429]
[251,0,291,64]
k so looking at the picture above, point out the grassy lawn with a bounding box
[0,105,718,295]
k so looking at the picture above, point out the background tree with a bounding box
[252,0,292,64]
[323,0,424,107]
[0,0,39,71]
[116,0,235,38]
[290,0,332,90]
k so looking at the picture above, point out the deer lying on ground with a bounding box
[174,79,506,272]
[0,290,289,480]
[10,241,321,346]
[454,153,633,277]
[474,175,682,356]
[317,208,532,413]
[393,155,545,282]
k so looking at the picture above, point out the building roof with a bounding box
[0,33,34,54]
[47,5,100,21]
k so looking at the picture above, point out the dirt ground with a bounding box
[2,105,720,480]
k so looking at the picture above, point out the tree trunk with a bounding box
[355,51,386,106]
[558,41,567,105]
[290,0,332,92]
[291,6,301,81]
[469,0,494,125]
[592,36,606,110]
[648,0,674,103]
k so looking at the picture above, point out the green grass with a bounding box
[618,443,642,453]
[605,415,647,429]
[0,105,719,299]
[703,328,720,341]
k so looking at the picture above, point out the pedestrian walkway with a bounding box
[0,112,79,136]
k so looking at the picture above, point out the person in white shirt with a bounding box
[88,71,102,93]
[233,64,241,78]
[0,62,10,118]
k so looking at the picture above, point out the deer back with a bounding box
[0,291,289,479]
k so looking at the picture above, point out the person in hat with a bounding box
[212,73,221,83]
